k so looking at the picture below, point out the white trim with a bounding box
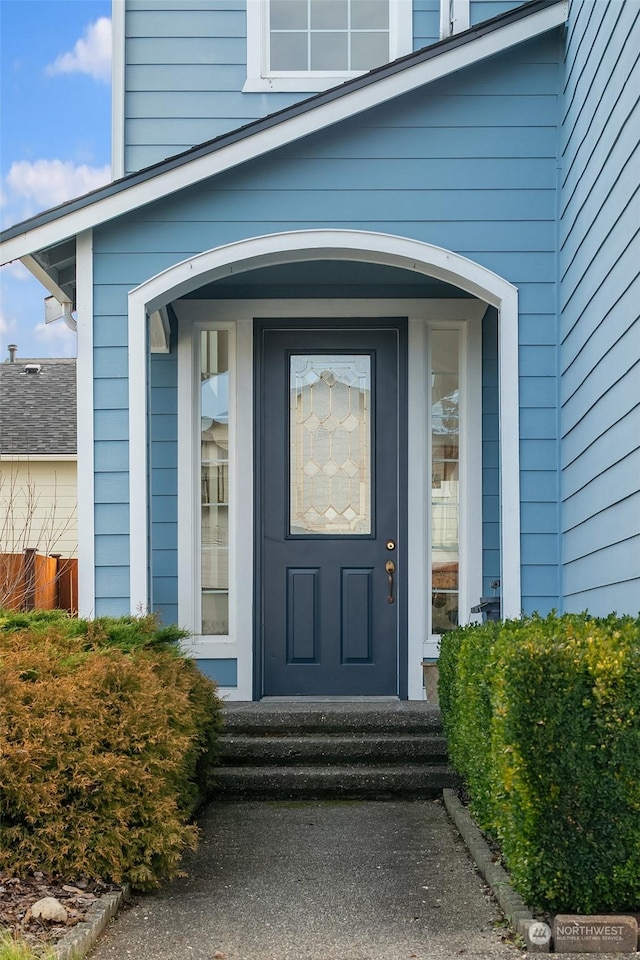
[407,318,428,699]
[440,0,471,38]
[75,230,95,617]
[177,319,197,632]
[128,286,148,614]
[20,255,72,306]
[464,316,484,620]
[128,230,521,695]
[499,289,521,618]
[0,454,77,463]
[243,0,413,93]
[111,0,125,180]
[1,1,568,264]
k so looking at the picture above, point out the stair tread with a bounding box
[215,764,455,775]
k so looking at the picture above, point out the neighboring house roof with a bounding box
[0,0,567,289]
[0,358,77,457]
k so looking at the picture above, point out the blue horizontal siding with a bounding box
[95,565,130,597]
[519,408,557,440]
[94,472,129,503]
[95,440,129,472]
[152,576,178,604]
[470,1,528,26]
[153,603,179,625]
[94,409,128,441]
[94,378,128,409]
[195,658,238,686]
[564,538,640,597]
[562,364,640,466]
[126,37,247,64]
[521,501,558,533]
[126,9,243,37]
[414,1,439,47]
[96,597,131,617]
[151,522,178,550]
[563,580,640,617]
[560,0,640,616]
[95,503,130,534]
[562,411,640,495]
[563,449,640,533]
[151,441,178,467]
[152,549,178,578]
[151,468,178,495]
[563,494,640,563]
[93,347,129,379]
[94,315,128,347]
[519,314,558,346]
[122,6,559,173]
[562,276,639,400]
[96,33,563,616]
[96,535,130,566]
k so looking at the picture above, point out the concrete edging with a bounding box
[53,885,130,960]
[443,788,548,952]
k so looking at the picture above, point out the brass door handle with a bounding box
[385,560,396,604]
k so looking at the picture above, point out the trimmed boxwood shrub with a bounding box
[439,612,640,913]
[0,612,223,889]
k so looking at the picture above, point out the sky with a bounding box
[1,0,112,360]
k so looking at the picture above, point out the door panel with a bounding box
[257,322,405,697]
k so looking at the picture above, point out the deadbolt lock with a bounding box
[385,539,396,551]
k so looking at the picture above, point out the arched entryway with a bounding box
[128,231,520,699]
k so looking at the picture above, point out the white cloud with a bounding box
[33,320,77,357]
[46,17,112,83]
[5,159,110,217]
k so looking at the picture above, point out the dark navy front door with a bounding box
[257,321,405,697]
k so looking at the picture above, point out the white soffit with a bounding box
[0,0,568,265]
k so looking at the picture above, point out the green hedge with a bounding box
[0,612,223,889]
[439,612,640,912]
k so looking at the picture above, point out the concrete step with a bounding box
[223,701,443,735]
[219,733,449,766]
[212,764,460,800]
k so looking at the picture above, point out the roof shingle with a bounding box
[0,358,76,457]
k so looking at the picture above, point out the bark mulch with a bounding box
[0,872,121,953]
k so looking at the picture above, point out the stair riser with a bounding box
[219,736,449,766]
[214,768,460,801]
[224,717,443,736]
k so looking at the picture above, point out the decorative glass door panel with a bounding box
[431,329,460,634]
[290,354,371,534]
[200,330,229,635]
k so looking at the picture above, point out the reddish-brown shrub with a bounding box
[0,621,222,889]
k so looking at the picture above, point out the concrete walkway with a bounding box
[89,800,517,960]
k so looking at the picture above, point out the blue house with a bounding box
[1,0,638,700]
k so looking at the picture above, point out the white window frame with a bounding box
[440,0,470,39]
[243,0,414,93]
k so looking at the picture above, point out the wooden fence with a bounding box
[0,549,78,615]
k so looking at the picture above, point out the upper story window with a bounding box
[244,0,413,92]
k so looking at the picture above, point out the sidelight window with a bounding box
[430,328,460,634]
[200,330,230,635]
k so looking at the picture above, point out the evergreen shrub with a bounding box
[439,612,640,912]
[0,613,223,889]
